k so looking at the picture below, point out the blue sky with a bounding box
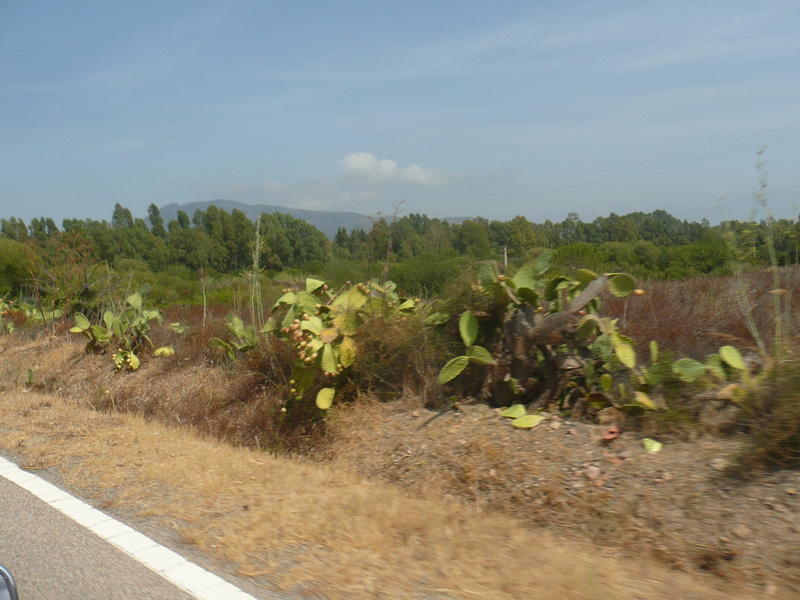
[3,1,800,226]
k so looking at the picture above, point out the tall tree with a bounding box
[147,204,167,238]
[111,203,134,229]
[455,220,493,258]
[177,210,191,230]
[0,217,28,241]
[507,216,538,258]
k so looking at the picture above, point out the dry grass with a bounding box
[602,268,800,359]
[2,393,752,599]
[0,388,750,600]
[731,365,800,475]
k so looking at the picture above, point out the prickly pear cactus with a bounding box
[437,256,651,411]
[270,277,419,411]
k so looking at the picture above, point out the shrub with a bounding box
[0,239,34,297]
[551,242,611,274]
[731,366,800,475]
[391,253,468,297]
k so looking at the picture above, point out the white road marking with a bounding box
[0,456,258,600]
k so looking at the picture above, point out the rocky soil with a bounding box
[327,399,800,596]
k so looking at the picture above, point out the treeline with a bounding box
[1,203,798,302]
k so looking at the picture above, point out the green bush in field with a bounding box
[391,253,468,297]
[551,242,611,274]
[0,239,34,298]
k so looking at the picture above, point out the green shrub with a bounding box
[551,242,611,274]
[391,253,468,297]
[0,239,34,297]
[150,270,201,305]
[315,258,378,287]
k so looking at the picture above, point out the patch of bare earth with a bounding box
[0,334,793,598]
[326,398,800,596]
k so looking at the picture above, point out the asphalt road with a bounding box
[0,447,281,600]
[0,473,199,600]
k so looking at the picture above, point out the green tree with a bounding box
[0,239,34,297]
[634,240,661,271]
[507,216,538,259]
[552,242,611,273]
[168,228,225,271]
[559,212,583,244]
[366,218,392,265]
[148,204,167,238]
[601,241,638,269]
[258,212,330,271]
[228,209,256,271]
[454,220,493,258]
[420,219,454,255]
[111,203,134,229]
[0,217,28,241]
[177,210,191,230]
[333,227,349,248]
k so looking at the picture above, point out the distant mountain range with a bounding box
[159,200,467,238]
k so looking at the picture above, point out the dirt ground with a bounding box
[1,333,798,598]
[327,398,800,593]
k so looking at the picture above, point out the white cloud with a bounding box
[189,153,454,215]
[339,152,445,185]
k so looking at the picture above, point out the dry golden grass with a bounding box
[0,392,752,599]
[0,384,760,599]
[0,338,788,600]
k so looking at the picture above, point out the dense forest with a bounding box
[0,202,797,308]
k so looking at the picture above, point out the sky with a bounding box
[3,1,800,227]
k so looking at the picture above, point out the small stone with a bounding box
[719,536,731,544]
[567,428,577,436]
[584,465,602,480]
[411,411,420,418]
[709,458,729,471]
[549,421,562,430]
[731,525,752,539]
[662,472,673,482]
[619,450,633,460]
